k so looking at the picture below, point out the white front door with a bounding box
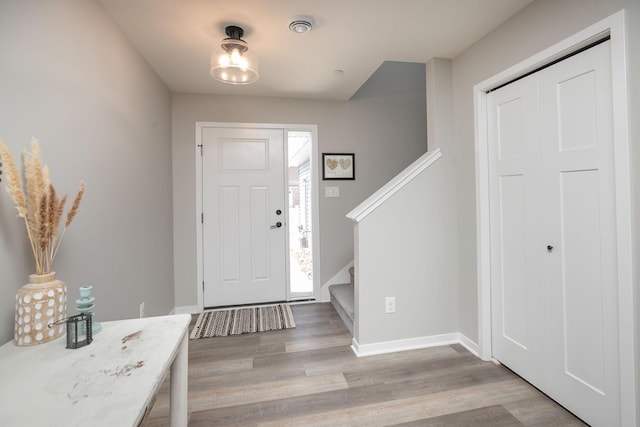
[489,41,619,426]
[201,126,287,307]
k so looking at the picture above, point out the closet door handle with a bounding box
[547,245,554,252]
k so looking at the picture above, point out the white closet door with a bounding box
[539,41,619,427]
[489,40,619,427]
[488,75,545,387]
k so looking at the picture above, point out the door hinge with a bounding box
[197,144,203,155]
[202,281,205,292]
[201,212,204,223]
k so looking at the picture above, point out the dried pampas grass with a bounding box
[0,138,85,275]
[0,140,27,218]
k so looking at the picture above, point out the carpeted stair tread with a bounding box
[329,283,354,334]
[329,266,355,334]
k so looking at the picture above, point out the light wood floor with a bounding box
[142,303,587,426]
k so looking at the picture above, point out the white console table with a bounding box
[0,314,190,427]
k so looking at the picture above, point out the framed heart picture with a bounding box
[322,153,355,180]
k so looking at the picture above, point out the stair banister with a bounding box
[346,148,442,222]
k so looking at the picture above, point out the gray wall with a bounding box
[172,61,427,308]
[356,157,459,346]
[451,0,639,407]
[351,58,459,350]
[0,0,174,344]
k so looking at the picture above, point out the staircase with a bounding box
[329,267,354,334]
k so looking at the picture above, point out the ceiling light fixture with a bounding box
[210,25,259,85]
[289,16,314,34]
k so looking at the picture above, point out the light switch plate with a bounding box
[325,187,340,197]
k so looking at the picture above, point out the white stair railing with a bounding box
[347,149,442,222]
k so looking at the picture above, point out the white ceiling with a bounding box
[97,0,533,101]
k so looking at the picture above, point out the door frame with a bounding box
[473,10,636,425]
[195,122,320,308]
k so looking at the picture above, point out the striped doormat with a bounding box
[189,304,296,339]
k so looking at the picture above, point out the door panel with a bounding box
[559,170,605,391]
[202,127,286,307]
[540,41,618,426]
[488,74,545,387]
[220,187,240,282]
[499,174,528,348]
[250,186,270,280]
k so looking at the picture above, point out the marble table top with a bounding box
[0,314,190,426]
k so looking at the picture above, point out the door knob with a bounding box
[547,245,554,252]
[270,222,282,229]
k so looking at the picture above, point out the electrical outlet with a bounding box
[139,302,145,318]
[385,297,395,313]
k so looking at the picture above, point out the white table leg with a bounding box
[170,331,188,427]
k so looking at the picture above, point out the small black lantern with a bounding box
[49,313,93,349]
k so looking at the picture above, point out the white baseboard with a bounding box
[171,305,199,315]
[458,333,479,356]
[351,332,478,357]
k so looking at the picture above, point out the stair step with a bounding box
[329,283,354,334]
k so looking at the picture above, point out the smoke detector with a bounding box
[289,16,314,34]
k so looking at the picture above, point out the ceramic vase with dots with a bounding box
[14,273,67,346]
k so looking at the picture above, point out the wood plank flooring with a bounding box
[141,303,587,426]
